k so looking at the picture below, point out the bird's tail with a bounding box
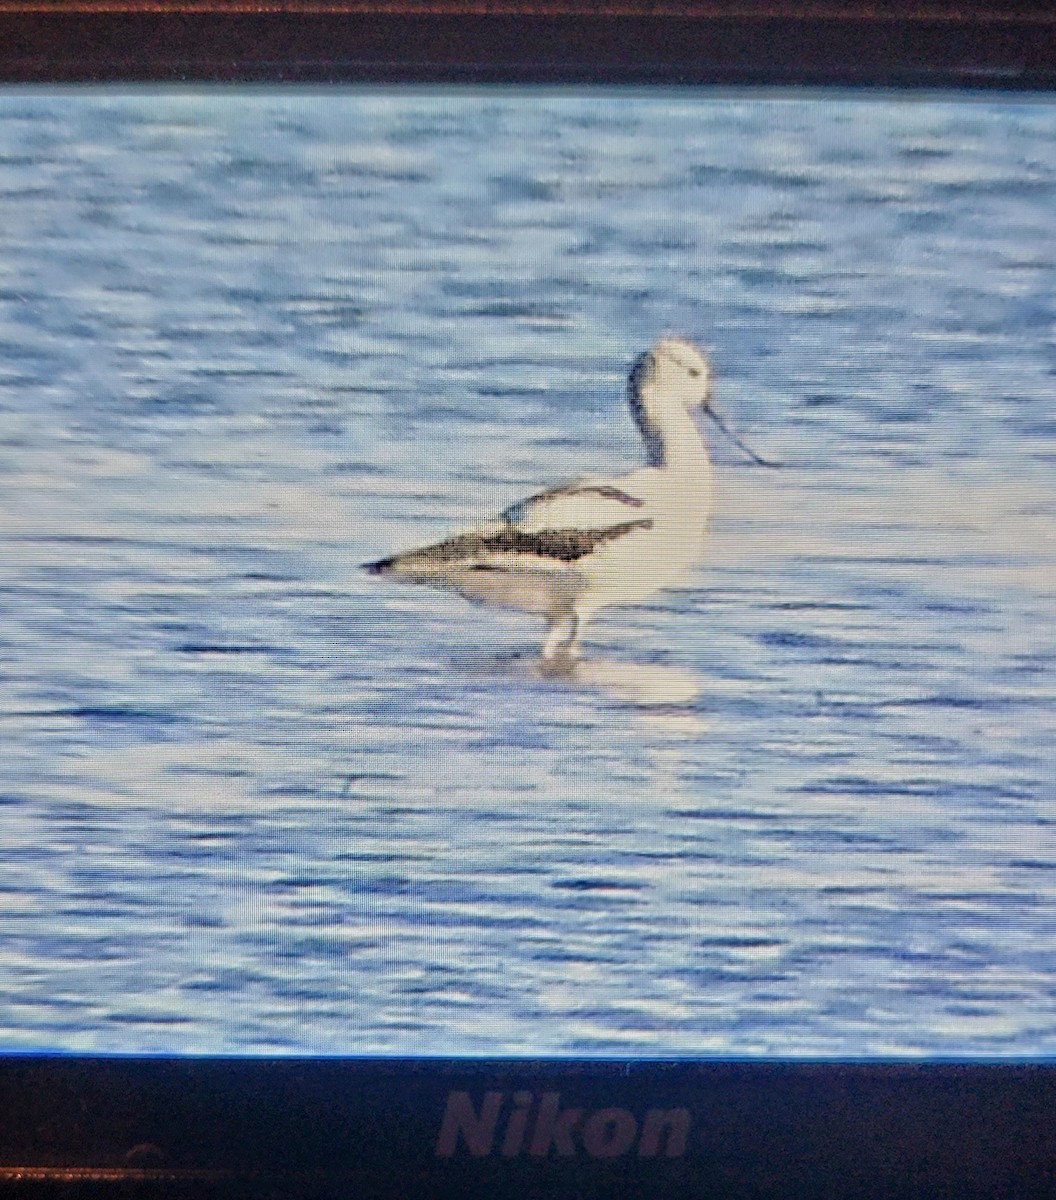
[362,556,395,575]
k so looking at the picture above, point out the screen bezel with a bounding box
[1,4,1054,1195]
[1,2,1055,88]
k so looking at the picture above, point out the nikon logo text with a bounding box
[435,1091,691,1159]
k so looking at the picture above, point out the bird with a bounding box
[364,338,770,671]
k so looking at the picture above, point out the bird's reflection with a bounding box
[455,647,707,714]
[568,658,703,708]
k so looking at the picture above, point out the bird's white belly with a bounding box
[441,564,584,615]
[578,506,708,607]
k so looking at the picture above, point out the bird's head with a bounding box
[629,338,712,416]
[628,337,776,468]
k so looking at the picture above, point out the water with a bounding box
[1,89,1054,1056]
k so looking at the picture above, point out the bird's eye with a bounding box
[688,367,701,378]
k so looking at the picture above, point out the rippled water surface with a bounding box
[1,89,1055,1055]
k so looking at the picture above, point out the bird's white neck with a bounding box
[639,394,711,478]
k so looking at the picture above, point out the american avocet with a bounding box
[364,338,770,670]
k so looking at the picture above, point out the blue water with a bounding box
[1,89,1054,1055]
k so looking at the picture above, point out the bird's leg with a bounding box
[542,613,574,661]
[541,611,580,675]
[563,610,582,660]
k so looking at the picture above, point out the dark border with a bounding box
[0,4,1055,85]
[2,1057,1055,1197]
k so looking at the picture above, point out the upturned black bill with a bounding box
[706,409,779,468]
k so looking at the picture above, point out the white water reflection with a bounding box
[453,647,705,706]
[574,659,704,707]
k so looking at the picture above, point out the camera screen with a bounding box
[2,88,1053,1057]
